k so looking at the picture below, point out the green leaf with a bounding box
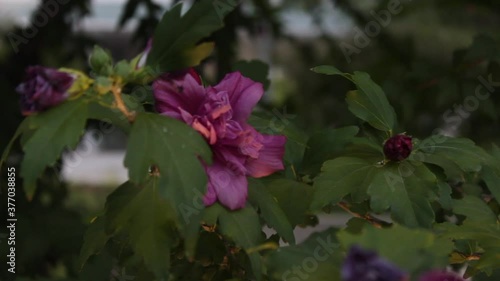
[147,0,233,72]
[367,163,436,228]
[1,117,32,169]
[482,166,500,203]
[248,179,295,244]
[264,179,314,227]
[218,206,264,280]
[312,157,380,210]
[105,179,178,279]
[266,228,342,281]
[343,137,385,162]
[232,60,271,90]
[347,72,396,132]
[124,112,212,224]
[436,221,500,276]
[452,196,497,224]
[416,136,489,172]
[202,202,226,226]
[417,152,464,180]
[311,65,348,77]
[21,100,88,198]
[87,101,132,133]
[78,216,111,269]
[301,126,359,176]
[436,182,453,210]
[311,67,396,132]
[338,224,453,274]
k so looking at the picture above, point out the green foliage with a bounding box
[7,2,500,279]
[146,0,234,72]
[20,100,88,197]
[312,157,380,210]
[124,112,212,224]
[301,126,359,175]
[82,180,179,279]
[266,228,342,281]
[312,66,396,132]
[367,163,437,228]
[416,136,490,173]
[248,179,295,244]
[338,224,453,275]
[264,179,314,227]
[218,206,264,280]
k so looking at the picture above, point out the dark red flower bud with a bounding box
[419,270,465,281]
[383,134,413,161]
[16,66,74,115]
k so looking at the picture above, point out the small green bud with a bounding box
[89,45,113,74]
[114,60,133,81]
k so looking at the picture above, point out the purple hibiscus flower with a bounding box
[419,270,465,281]
[16,66,75,115]
[153,70,286,210]
[342,245,408,281]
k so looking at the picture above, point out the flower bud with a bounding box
[16,66,75,115]
[89,45,113,75]
[383,134,413,161]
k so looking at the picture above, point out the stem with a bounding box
[337,202,390,228]
[111,86,136,122]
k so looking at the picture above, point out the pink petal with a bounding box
[153,70,205,119]
[246,134,286,178]
[212,72,264,123]
[213,145,247,175]
[205,161,247,210]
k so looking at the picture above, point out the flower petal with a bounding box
[246,134,286,178]
[205,161,247,210]
[16,66,73,115]
[212,72,264,122]
[153,69,205,119]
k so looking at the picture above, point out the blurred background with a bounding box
[0,0,499,280]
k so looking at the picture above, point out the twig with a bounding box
[337,202,390,228]
[111,85,136,122]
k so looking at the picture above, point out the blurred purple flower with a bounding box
[154,70,286,210]
[419,270,465,281]
[16,66,74,115]
[383,134,413,161]
[342,245,408,281]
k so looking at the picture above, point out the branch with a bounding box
[337,202,391,228]
[111,85,136,122]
